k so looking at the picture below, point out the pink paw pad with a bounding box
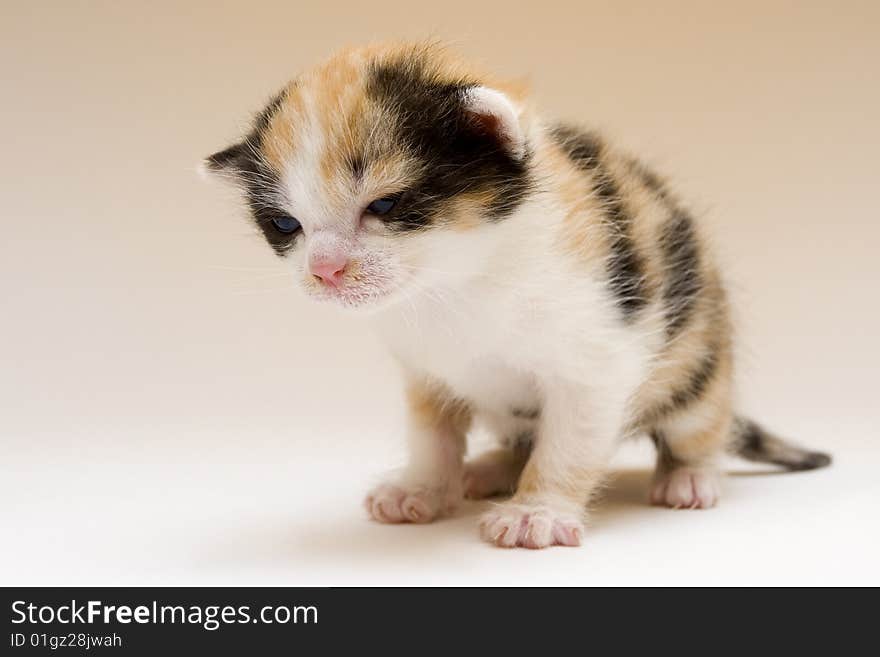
[650,468,720,509]
[479,503,584,549]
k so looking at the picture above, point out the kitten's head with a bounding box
[204,43,532,311]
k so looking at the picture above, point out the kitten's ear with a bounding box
[201,141,250,179]
[461,86,526,160]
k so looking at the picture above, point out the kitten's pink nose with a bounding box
[310,254,348,288]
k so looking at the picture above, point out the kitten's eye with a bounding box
[366,196,398,216]
[271,215,301,234]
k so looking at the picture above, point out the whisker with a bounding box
[207,264,287,272]
[229,285,297,296]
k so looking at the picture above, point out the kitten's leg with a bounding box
[365,377,470,524]
[463,443,531,500]
[463,411,534,499]
[479,382,624,549]
[649,401,732,509]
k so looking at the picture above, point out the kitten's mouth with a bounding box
[306,279,400,311]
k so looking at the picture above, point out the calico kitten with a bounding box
[204,43,831,549]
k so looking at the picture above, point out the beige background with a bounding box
[1,1,878,585]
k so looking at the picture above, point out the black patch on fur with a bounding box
[659,209,702,337]
[364,56,532,231]
[549,125,603,169]
[734,418,833,471]
[650,430,679,470]
[640,343,720,426]
[628,157,704,338]
[795,451,834,470]
[551,123,649,320]
[739,420,764,455]
[599,174,649,319]
[507,430,535,452]
[253,90,287,137]
[205,142,249,172]
[348,154,366,180]
[206,89,288,173]
[206,90,298,257]
[668,345,718,412]
[511,406,540,420]
[248,198,301,257]
[239,158,299,257]
[631,161,669,200]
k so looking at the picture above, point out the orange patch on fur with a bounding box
[406,379,472,435]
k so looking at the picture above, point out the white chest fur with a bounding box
[371,289,541,416]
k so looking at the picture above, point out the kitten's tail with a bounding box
[731,416,832,471]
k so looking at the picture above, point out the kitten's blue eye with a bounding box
[366,196,398,216]
[271,215,301,234]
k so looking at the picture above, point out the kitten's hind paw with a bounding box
[463,455,521,500]
[650,467,720,509]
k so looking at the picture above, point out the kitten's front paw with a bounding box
[479,502,584,549]
[364,482,456,524]
[650,467,720,509]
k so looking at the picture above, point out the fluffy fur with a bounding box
[205,43,831,549]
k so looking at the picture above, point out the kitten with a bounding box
[204,43,831,549]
